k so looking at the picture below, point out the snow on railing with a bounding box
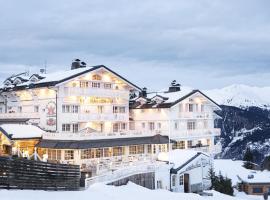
[85,162,158,188]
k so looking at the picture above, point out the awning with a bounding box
[36,134,171,149]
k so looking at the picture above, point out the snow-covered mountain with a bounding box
[203,84,270,164]
[205,84,270,109]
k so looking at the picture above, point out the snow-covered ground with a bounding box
[214,159,270,186]
[0,182,262,200]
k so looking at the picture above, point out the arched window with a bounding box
[92,74,102,81]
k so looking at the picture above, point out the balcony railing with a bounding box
[64,87,129,98]
[78,113,128,121]
[42,130,155,140]
[178,112,214,119]
[170,128,221,139]
[0,112,39,119]
[42,128,220,140]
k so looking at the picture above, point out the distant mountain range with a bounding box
[204,84,270,165]
[205,84,270,109]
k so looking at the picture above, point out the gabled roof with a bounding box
[158,150,209,174]
[1,65,141,92]
[131,88,221,110]
[29,74,45,80]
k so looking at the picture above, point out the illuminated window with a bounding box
[129,146,137,155]
[112,147,124,156]
[175,141,185,149]
[129,145,144,154]
[95,148,103,158]
[81,149,92,159]
[92,74,102,81]
[48,149,61,161]
[147,145,152,154]
[104,148,111,157]
[64,150,74,160]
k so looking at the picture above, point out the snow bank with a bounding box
[0,182,256,200]
[0,124,45,139]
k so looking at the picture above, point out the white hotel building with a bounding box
[0,59,221,175]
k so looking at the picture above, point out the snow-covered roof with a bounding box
[0,124,45,139]
[158,149,208,169]
[214,159,270,185]
[148,86,194,103]
[0,64,141,91]
[131,86,221,109]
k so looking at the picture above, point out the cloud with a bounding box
[0,0,269,89]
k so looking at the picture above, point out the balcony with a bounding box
[42,130,155,140]
[78,113,128,122]
[178,112,214,119]
[64,87,129,98]
[170,128,221,139]
[0,112,40,119]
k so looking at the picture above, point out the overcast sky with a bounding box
[0,0,269,90]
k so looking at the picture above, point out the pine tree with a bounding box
[208,168,234,196]
[208,165,216,189]
[243,147,254,169]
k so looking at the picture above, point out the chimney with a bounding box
[140,87,147,98]
[167,80,181,93]
[81,61,87,67]
[71,59,81,70]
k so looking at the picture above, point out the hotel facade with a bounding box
[0,60,221,175]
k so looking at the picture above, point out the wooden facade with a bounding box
[238,182,270,195]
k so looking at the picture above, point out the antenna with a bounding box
[44,60,47,74]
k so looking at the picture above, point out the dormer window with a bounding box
[4,79,12,86]
[30,76,38,82]
[92,74,102,81]
[13,78,22,85]
[29,74,44,83]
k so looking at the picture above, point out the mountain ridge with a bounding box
[204,84,270,109]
